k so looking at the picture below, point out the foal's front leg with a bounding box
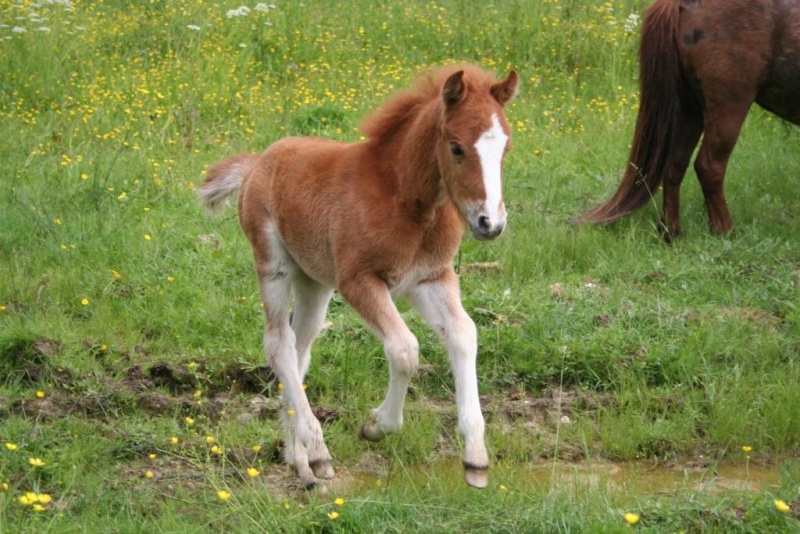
[338,276,419,442]
[407,270,489,489]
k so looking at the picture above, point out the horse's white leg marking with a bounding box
[258,227,333,487]
[407,274,489,489]
[473,113,509,233]
[291,274,334,382]
[339,277,419,441]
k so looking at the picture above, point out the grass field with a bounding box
[1,0,799,531]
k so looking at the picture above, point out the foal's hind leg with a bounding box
[694,99,753,235]
[407,270,489,489]
[660,109,703,241]
[283,273,335,479]
[254,249,333,488]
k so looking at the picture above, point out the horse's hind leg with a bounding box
[660,109,703,241]
[286,273,335,479]
[694,99,753,235]
[253,240,333,489]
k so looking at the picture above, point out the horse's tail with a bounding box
[577,0,683,224]
[197,153,259,215]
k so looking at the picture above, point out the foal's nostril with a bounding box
[478,215,491,231]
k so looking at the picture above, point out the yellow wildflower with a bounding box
[499,485,508,492]
[217,490,231,501]
[252,445,262,452]
[742,445,752,453]
[334,497,345,506]
[145,471,154,479]
[246,467,260,478]
[194,390,203,398]
[32,504,46,512]
[29,458,45,467]
[81,298,89,306]
[287,409,295,416]
[38,494,52,504]
[170,437,179,445]
[112,270,122,280]
[624,512,640,525]
[144,234,151,241]
[185,417,195,426]
[205,436,214,444]
[210,445,222,455]
[1,482,8,491]
[36,391,45,399]
[5,443,18,451]
[327,511,340,520]
[149,453,157,460]
[775,500,791,513]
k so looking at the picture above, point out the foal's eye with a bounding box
[450,142,464,157]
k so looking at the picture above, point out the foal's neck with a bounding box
[386,101,448,219]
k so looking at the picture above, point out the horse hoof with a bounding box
[464,464,489,489]
[359,420,387,442]
[310,459,335,480]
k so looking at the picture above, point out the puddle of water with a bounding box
[341,458,785,496]
[519,461,782,495]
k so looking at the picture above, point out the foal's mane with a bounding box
[360,64,498,144]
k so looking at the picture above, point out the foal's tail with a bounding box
[577,0,683,224]
[197,153,259,214]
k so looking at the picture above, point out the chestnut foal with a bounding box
[199,64,518,489]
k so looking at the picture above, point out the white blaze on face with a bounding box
[473,113,508,220]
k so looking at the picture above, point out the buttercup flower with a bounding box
[327,511,340,520]
[170,437,179,445]
[36,391,45,398]
[5,443,18,451]
[334,497,345,506]
[145,470,154,479]
[742,445,752,453]
[624,512,640,525]
[217,490,231,501]
[29,458,45,467]
[205,436,214,444]
[246,467,260,478]
[210,445,222,455]
[252,445,262,452]
[775,500,791,513]
[185,417,195,426]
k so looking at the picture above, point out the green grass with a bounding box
[2,0,800,531]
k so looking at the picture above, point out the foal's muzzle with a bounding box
[468,209,507,241]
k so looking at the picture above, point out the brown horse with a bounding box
[579,0,800,239]
[198,65,518,489]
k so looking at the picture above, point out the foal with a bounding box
[199,65,519,489]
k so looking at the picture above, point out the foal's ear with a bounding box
[442,70,466,109]
[491,70,519,106]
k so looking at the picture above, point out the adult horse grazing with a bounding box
[578,0,800,240]
[198,65,519,489]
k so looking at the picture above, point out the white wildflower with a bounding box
[187,24,201,31]
[226,6,251,18]
[254,3,276,12]
[624,13,640,33]
[12,26,26,33]
[37,26,51,32]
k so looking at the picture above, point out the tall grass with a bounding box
[1,0,799,531]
